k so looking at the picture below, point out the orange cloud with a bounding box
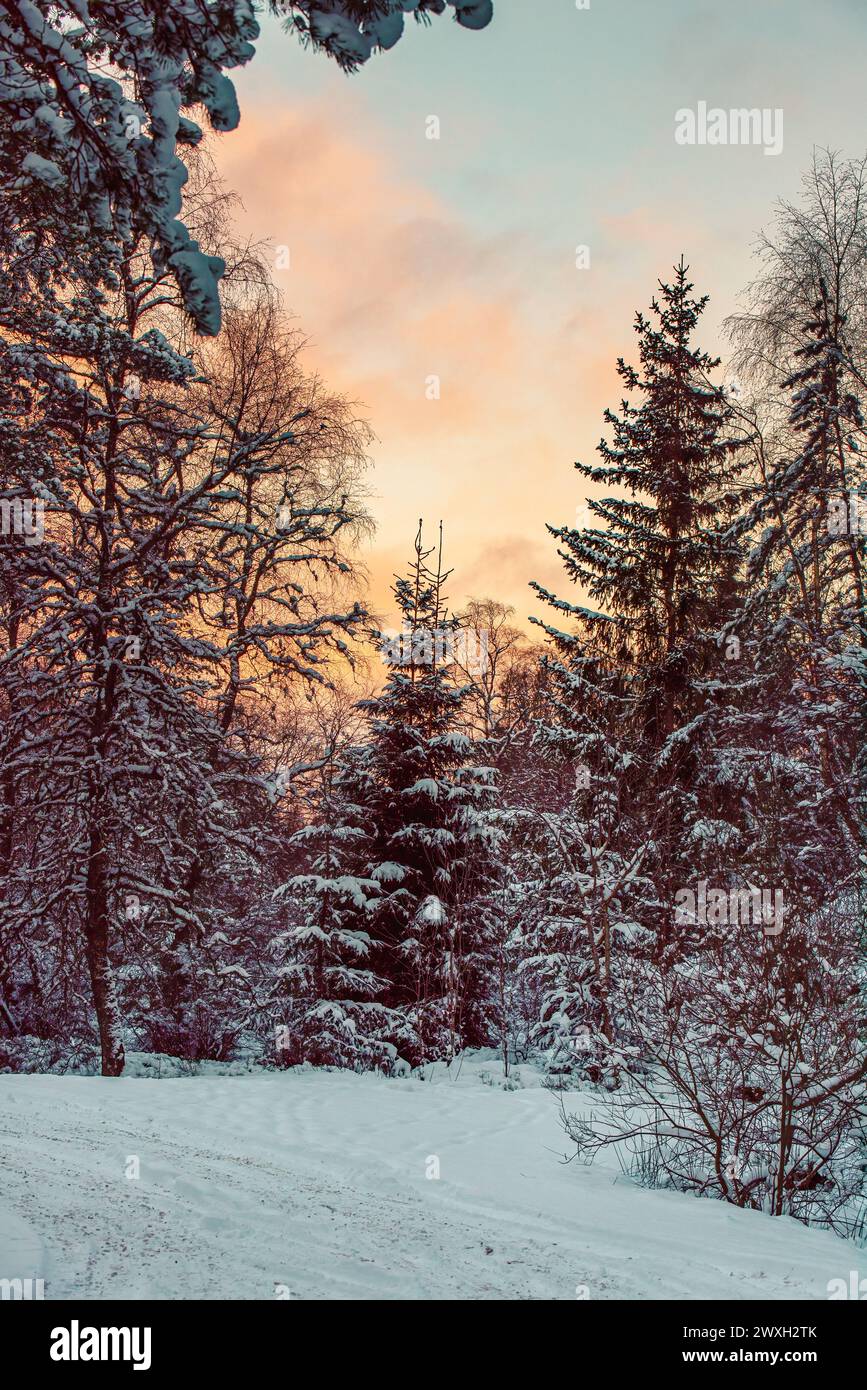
[214,92,727,632]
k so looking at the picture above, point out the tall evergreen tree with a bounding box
[533,258,749,930]
[525,262,750,1074]
[352,523,501,1064]
[714,286,866,938]
[272,747,401,1069]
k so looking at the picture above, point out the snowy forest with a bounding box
[0,0,865,1301]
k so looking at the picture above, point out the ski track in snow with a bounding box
[0,1068,858,1300]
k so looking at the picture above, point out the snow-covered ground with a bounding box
[0,1056,859,1300]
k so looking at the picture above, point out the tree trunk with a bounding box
[85,821,125,1076]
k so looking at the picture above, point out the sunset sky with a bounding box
[215,0,867,631]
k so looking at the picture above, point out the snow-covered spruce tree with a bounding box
[531,259,750,947]
[501,667,659,1087]
[339,523,503,1066]
[272,743,402,1070]
[0,2,492,333]
[0,186,371,1071]
[519,262,752,1079]
[446,750,506,1058]
[736,283,866,647]
[436,607,553,1073]
[721,147,867,914]
[686,288,867,1074]
[792,287,866,850]
[564,237,867,1226]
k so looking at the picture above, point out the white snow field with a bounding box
[0,1057,859,1301]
